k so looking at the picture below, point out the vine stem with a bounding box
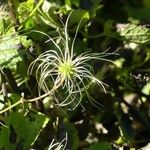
[0,77,65,115]
[0,98,22,115]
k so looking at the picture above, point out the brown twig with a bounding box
[0,77,65,115]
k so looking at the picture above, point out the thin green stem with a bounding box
[28,0,44,18]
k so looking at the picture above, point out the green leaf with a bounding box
[125,6,150,21]
[142,83,150,96]
[17,0,35,23]
[0,124,15,150]
[90,0,103,18]
[87,142,112,150]
[116,23,150,44]
[0,48,22,70]
[0,112,49,150]
[64,120,79,150]
[0,28,33,70]
[104,20,113,34]
[38,0,61,28]
[69,10,90,25]
[65,0,71,7]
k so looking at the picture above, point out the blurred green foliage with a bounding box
[0,0,150,149]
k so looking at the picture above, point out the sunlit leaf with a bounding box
[0,27,33,70]
[116,23,150,44]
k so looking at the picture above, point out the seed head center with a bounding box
[58,61,75,77]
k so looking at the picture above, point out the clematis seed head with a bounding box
[28,12,117,109]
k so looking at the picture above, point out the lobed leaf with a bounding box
[116,23,150,44]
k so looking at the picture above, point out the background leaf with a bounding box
[116,23,150,44]
[0,112,49,150]
[86,142,112,150]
